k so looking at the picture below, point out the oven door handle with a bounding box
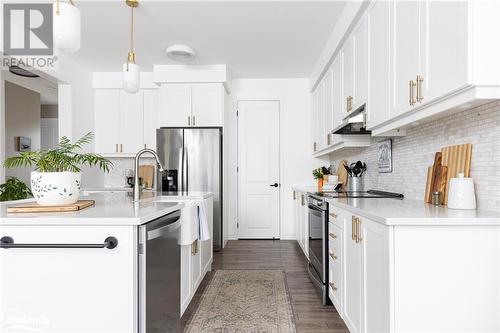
[308,204,325,211]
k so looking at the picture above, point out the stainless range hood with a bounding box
[332,104,371,135]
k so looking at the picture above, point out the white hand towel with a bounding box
[179,205,198,245]
[198,200,211,241]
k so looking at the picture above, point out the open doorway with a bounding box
[1,69,59,187]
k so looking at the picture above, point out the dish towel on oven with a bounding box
[198,200,211,241]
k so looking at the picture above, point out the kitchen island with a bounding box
[0,191,213,333]
[292,186,500,333]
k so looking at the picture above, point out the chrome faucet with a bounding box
[133,148,165,201]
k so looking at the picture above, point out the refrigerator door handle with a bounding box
[183,148,188,192]
[178,148,184,192]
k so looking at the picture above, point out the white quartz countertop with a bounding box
[292,186,500,226]
[82,188,213,200]
[0,193,187,226]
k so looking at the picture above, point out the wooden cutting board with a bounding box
[337,160,349,190]
[425,152,442,203]
[431,165,448,203]
[441,143,472,203]
[139,165,155,189]
[7,200,95,213]
[424,166,434,203]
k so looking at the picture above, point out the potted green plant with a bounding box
[0,177,32,202]
[4,132,112,206]
[312,168,324,191]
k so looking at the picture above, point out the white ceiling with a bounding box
[2,70,58,105]
[69,1,347,78]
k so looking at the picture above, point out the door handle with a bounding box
[416,75,424,102]
[269,183,279,187]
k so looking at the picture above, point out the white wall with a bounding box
[4,81,41,185]
[227,79,317,240]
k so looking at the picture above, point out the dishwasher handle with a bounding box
[0,236,118,249]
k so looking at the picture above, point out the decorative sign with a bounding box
[377,139,392,173]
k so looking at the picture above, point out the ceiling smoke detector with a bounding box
[165,44,196,62]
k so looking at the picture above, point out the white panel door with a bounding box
[367,0,392,128]
[323,69,334,146]
[40,118,58,150]
[343,215,362,333]
[191,84,223,127]
[94,89,120,154]
[159,84,191,127]
[120,91,144,154]
[237,101,280,239]
[420,0,469,104]
[392,0,421,116]
[342,38,354,116]
[353,15,368,111]
[143,90,159,150]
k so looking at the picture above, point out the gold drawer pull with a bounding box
[329,282,337,291]
[329,232,337,239]
[329,252,337,260]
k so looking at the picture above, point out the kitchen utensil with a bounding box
[425,166,434,203]
[441,143,472,204]
[337,160,349,190]
[447,173,476,209]
[431,165,448,204]
[426,152,442,203]
[7,200,95,213]
[343,164,353,177]
[431,191,442,205]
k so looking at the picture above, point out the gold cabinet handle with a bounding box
[313,142,317,152]
[355,217,363,243]
[120,144,123,153]
[409,80,416,106]
[351,216,356,241]
[329,282,337,291]
[346,96,353,112]
[192,115,196,126]
[115,144,118,153]
[416,75,424,102]
[329,212,337,220]
[301,194,305,206]
[326,133,331,146]
[188,116,191,126]
[330,252,337,260]
[329,232,337,239]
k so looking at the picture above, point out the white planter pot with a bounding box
[31,171,81,206]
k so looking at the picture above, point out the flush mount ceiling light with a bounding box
[53,0,81,52]
[165,45,196,62]
[9,66,40,78]
[122,0,140,94]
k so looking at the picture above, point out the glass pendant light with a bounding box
[53,0,81,52]
[123,0,139,94]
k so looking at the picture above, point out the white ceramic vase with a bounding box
[31,171,81,206]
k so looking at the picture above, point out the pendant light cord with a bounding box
[56,0,75,15]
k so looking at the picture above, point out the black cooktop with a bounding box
[313,189,404,199]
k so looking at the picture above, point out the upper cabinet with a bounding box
[159,83,224,127]
[353,16,368,112]
[342,38,354,116]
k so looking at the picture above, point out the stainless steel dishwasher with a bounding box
[138,210,181,332]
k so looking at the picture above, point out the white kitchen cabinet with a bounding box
[293,191,309,259]
[323,69,334,146]
[95,89,121,155]
[191,84,224,127]
[342,38,354,116]
[159,83,224,128]
[419,0,468,103]
[120,91,144,154]
[366,0,391,128]
[143,90,159,150]
[331,55,343,130]
[391,0,421,117]
[328,207,344,314]
[94,89,159,155]
[353,16,368,112]
[343,215,363,333]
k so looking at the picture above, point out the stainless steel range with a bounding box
[306,189,403,305]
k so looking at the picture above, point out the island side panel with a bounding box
[393,225,500,332]
[0,224,137,333]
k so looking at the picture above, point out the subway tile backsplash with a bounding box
[329,101,500,212]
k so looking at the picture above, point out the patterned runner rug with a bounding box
[184,270,297,332]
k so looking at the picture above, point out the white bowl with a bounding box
[31,171,81,206]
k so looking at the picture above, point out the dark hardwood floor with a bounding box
[181,240,349,333]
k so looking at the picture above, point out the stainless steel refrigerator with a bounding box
[156,128,223,250]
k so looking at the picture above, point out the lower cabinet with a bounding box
[328,208,343,313]
[293,190,309,259]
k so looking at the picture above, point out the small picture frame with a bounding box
[15,136,31,152]
[377,139,392,173]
